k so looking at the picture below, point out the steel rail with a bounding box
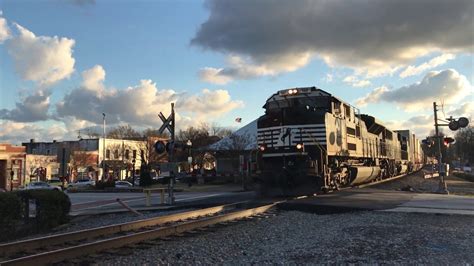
[0,202,245,258]
[1,203,277,266]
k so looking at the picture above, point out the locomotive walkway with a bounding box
[279,187,474,215]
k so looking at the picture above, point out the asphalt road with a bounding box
[66,191,249,215]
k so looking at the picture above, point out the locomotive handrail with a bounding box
[302,129,327,153]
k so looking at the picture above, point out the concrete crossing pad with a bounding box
[279,188,474,215]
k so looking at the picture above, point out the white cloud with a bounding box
[7,23,75,86]
[343,75,371,88]
[199,53,311,84]
[399,53,455,78]
[0,90,51,122]
[199,67,233,85]
[0,120,69,145]
[81,65,105,91]
[56,65,244,129]
[0,16,10,43]
[356,69,472,110]
[385,115,434,139]
[448,102,474,120]
[178,89,244,118]
[192,0,473,79]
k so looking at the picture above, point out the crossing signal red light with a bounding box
[443,137,455,146]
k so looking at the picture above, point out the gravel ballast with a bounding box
[100,210,474,265]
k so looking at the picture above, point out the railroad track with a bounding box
[0,201,278,266]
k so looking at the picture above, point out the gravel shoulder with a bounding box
[100,210,474,265]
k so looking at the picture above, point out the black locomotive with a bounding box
[256,87,424,194]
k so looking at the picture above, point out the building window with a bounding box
[106,149,110,159]
[114,150,119,159]
[125,150,130,160]
[140,150,144,160]
[133,150,137,159]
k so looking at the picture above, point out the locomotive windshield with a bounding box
[265,96,330,112]
[260,96,330,127]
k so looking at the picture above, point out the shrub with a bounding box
[96,180,115,189]
[15,190,71,229]
[453,172,474,182]
[0,192,21,227]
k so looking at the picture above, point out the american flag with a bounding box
[235,117,242,123]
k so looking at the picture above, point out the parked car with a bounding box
[133,177,140,186]
[48,177,67,188]
[463,166,472,173]
[115,181,133,188]
[24,181,62,191]
[68,179,96,188]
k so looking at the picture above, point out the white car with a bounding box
[115,181,133,188]
[24,181,62,191]
[463,166,472,173]
[68,179,96,188]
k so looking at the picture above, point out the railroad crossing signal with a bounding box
[158,112,174,136]
[443,137,455,146]
[156,103,176,205]
[448,117,469,131]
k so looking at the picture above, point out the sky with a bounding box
[0,0,473,144]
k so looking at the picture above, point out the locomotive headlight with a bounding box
[296,143,304,150]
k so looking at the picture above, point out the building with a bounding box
[23,137,165,182]
[25,154,60,183]
[0,143,26,191]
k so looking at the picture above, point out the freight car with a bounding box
[256,87,423,194]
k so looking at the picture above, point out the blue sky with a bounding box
[0,0,472,144]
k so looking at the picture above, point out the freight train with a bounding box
[256,87,424,194]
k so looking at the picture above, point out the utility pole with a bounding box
[102,113,106,181]
[169,103,175,204]
[433,102,448,194]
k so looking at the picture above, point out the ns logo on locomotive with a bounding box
[255,87,424,195]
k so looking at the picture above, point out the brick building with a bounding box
[0,143,26,191]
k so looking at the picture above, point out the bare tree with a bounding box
[107,124,141,139]
[210,122,233,138]
[177,124,220,148]
[454,126,474,164]
[84,128,100,138]
[142,128,169,138]
[223,133,253,150]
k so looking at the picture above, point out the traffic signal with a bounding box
[443,137,455,146]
